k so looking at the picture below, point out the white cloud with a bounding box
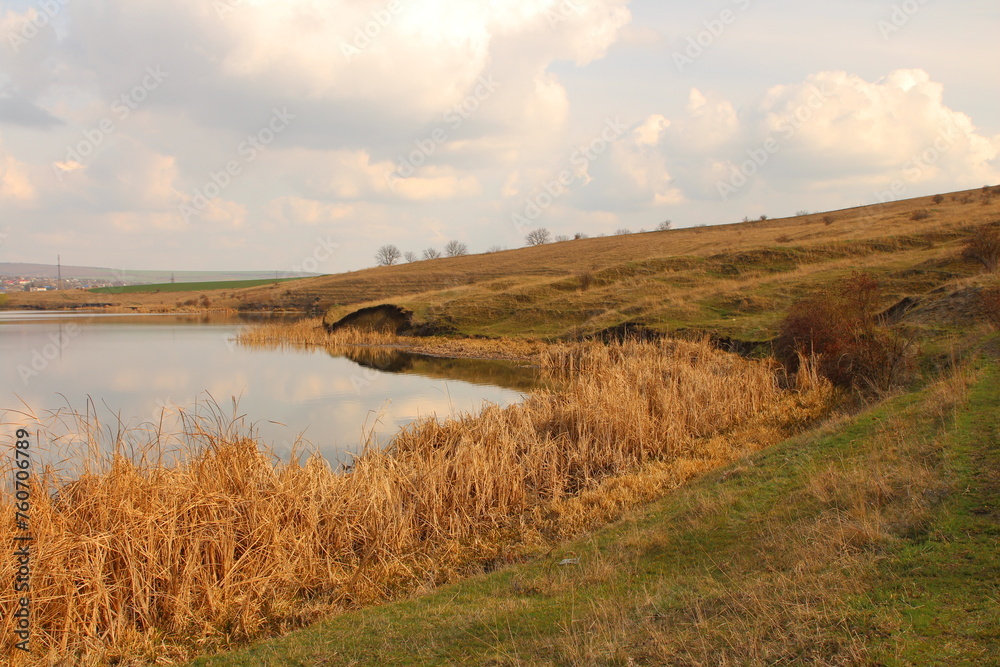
[0,150,35,203]
[655,69,1000,201]
[266,196,354,226]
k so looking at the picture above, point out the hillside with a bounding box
[5,188,998,337]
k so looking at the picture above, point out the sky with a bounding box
[0,0,998,273]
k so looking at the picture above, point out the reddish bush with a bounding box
[963,224,1000,272]
[776,273,914,392]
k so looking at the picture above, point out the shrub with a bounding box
[775,234,791,243]
[776,273,914,393]
[962,224,1000,272]
[578,271,594,292]
[910,209,931,221]
[933,194,945,204]
[823,215,836,225]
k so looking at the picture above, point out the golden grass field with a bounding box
[0,339,834,665]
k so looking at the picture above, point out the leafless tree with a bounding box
[656,220,673,232]
[444,240,468,257]
[486,245,504,253]
[615,228,632,235]
[404,251,418,263]
[525,228,551,246]
[554,235,570,242]
[375,244,401,266]
[422,248,442,260]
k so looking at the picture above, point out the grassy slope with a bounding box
[192,344,999,666]
[6,189,998,328]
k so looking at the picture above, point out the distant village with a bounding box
[0,275,130,293]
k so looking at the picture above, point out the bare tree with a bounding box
[524,228,551,246]
[375,244,401,266]
[574,232,589,239]
[554,235,570,242]
[422,248,442,260]
[656,220,673,232]
[404,251,418,263]
[486,245,504,253]
[444,240,468,257]
[615,228,632,235]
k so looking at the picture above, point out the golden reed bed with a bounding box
[0,336,833,665]
[235,318,549,362]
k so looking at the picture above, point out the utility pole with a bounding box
[57,254,62,290]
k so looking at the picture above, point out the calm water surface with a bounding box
[0,311,536,464]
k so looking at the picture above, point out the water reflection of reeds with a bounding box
[235,320,543,392]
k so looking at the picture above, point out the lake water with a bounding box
[0,311,535,465]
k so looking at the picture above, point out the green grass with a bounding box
[90,278,303,294]
[190,344,1000,666]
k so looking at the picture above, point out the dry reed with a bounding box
[235,319,546,362]
[0,339,834,665]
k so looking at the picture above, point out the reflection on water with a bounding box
[0,311,536,464]
[332,346,540,393]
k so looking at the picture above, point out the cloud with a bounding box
[0,138,35,203]
[265,196,354,226]
[650,69,1000,201]
[0,95,64,127]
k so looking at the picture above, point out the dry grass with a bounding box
[235,319,548,362]
[0,339,833,665]
[7,188,997,322]
[547,364,976,667]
